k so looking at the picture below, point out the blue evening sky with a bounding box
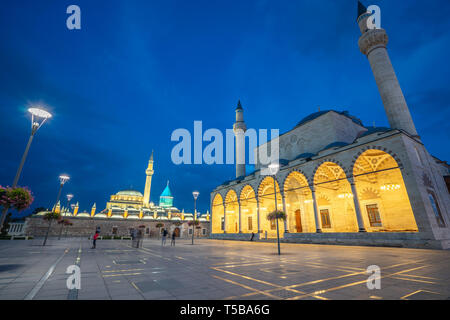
[1,0,449,216]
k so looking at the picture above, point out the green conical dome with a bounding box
[159,181,174,207]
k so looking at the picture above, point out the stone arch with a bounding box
[224,189,239,233]
[312,158,349,181]
[283,170,315,233]
[281,168,311,192]
[239,185,258,233]
[313,161,358,232]
[257,176,283,238]
[353,149,418,232]
[211,193,224,234]
[350,145,404,175]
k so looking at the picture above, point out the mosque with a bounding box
[210,2,450,249]
[26,151,210,238]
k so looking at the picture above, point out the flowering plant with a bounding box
[44,211,60,221]
[187,220,200,227]
[266,210,287,221]
[0,186,34,211]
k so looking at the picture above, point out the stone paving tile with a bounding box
[1,238,450,300]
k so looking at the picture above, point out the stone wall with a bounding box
[25,216,210,238]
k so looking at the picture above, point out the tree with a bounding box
[63,219,73,238]
[58,217,73,240]
[266,210,286,255]
[42,211,60,246]
[187,220,200,240]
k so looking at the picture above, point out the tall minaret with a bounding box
[143,151,154,207]
[233,100,247,178]
[357,1,419,138]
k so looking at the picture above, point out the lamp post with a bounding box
[192,191,199,245]
[66,194,74,214]
[54,175,70,213]
[0,107,52,230]
[58,193,73,240]
[43,174,69,246]
[268,163,281,255]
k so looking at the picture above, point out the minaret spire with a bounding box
[357,1,367,21]
[357,3,419,138]
[143,151,155,207]
[233,99,247,178]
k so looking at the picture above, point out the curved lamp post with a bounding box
[13,107,52,187]
[192,191,199,245]
[0,107,52,231]
[43,174,69,246]
[268,163,281,255]
[58,193,74,240]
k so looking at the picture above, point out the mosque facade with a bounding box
[210,3,450,249]
[26,152,210,238]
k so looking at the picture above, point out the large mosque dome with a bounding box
[116,190,143,197]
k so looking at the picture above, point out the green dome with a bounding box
[159,181,173,207]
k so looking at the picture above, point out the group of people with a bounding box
[91,227,181,249]
[161,228,176,246]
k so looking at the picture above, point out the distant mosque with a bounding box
[39,151,210,222]
[27,151,210,238]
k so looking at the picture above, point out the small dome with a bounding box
[116,190,143,197]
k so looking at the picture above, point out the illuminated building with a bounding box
[210,3,450,248]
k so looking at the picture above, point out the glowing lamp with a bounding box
[192,191,200,200]
[380,184,400,191]
[268,163,280,175]
[59,174,70,185]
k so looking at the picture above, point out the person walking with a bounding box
[250,232,255,241]
[91,231,99,249]
[171,231,176,246]
[161,228,168,246]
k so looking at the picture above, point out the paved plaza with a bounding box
[0,238,449,300]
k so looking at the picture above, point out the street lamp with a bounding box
[66,194,74,214]
[192,191,199,245]
[13,107,52,188]
[268,163,281,255]
[54,175,70,212]
[43,174,69,246]
[0,107,52,231]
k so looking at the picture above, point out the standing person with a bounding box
[137,228,143,248]
[161,228,167,246]
[92,231,99,249]
[250,232,255,241]
[171,231,176,246]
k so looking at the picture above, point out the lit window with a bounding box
[366,204,382,227]
[428,193,446,227]
[221,217,224,231]
[320,209,331,228]
[248,216,253,231]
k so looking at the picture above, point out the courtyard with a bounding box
[0,238,449,300]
